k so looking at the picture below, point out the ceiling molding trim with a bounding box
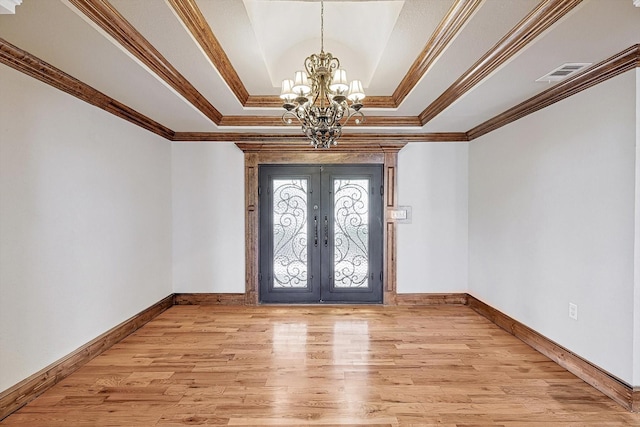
[206,0,483,111]
[235,141,408,154]
[0,37,175,140]
[166,0,250,105]
[243,95,282,109]
[243,94,397,109]
[419,0,584,125]
[218,115,423,128]
[355,95,398,109]
[466,44,640,140]
[164,0,402,110]
[173,132,468,143]
[392,0,483,106]
[68,0,223,124]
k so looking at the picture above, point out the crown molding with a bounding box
[0,35,462,144]
[243,94,398,109]
[234,141,407,154]
[5,2,637,147]
[0,37,174,140]
[173,132,468,143]
[218,115,423,128]
[4,32,637,147]
[467,44,640,140]
[419,0,584,125]
[68,0,222,124]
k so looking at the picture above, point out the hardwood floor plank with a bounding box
[2,305,639,426]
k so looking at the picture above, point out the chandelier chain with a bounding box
[320,0,324,53]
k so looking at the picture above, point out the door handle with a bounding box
[324,215,328,247]
[314,216,318,247]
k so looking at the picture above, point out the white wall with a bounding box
[0,65,173,392]
[469,70,637,384]
[635,68,640,387]
[397,143,468,293]
[172,142,469,296]
[172,143,245,293]
[172,142,470,295]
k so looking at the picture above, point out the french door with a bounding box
[259,165,383,303]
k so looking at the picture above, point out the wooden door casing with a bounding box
[237,141,406,305]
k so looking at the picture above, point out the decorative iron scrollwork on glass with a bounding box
[272,179,308,288]
[333,179,369,288]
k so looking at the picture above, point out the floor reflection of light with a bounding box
[333,320,370,365]
[273,322,308,358]
[271,322,308,415]
[333,320,370,415]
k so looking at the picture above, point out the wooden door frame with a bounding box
[236,141,406,305]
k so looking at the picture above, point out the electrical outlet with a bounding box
[569,303,578,320]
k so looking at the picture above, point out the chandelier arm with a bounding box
[327,55,340,78]
[341,109,366,127]
[304,55,315,78]
[282,110,301,126]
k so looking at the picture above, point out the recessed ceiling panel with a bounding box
[368,0,455,96]
[425,0,640,132]
[197,0,278,95]
[0,0,218,132]
[109,0,248,117]
[242,0,404,89]
[398,0,540,117]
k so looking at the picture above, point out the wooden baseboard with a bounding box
[466,294,637,412]
[395,292,468,305]
[174,292,468,306]
[0,295,174,420]
[174,293,246,305]
[2,291,637,418]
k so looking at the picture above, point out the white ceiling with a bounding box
[0,0,638,136]
[240,0,405,89]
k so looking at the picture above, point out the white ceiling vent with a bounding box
[536,63,592,83]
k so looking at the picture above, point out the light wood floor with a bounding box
[2,305,639,426]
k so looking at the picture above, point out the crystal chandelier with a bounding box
[280,0,365,149]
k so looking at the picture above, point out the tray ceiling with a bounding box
[0,0,638,141]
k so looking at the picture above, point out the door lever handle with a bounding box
[314,216,318,246]
[324,215,328,246]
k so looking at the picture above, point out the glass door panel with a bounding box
[259,165,382,304]
[272,178,309,289]
[259,166,320,303]
[333,178,370,289]
[320,165,382,303]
